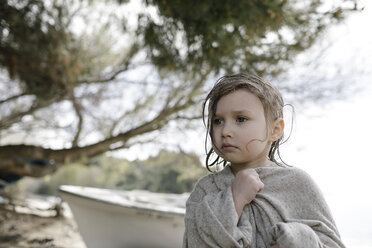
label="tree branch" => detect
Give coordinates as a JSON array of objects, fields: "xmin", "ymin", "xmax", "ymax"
[
  {"xmin": 70, "ymin": 93, "xmax": 83, "ymax": 147},
  {"xmin": 0, "ymin": 92, "xmax": 29, "ymax": 104},
  {"xmin": 0, "ymin": 69, "xmax": 211, "ymax": 177},
  {"xmin": 77, "ymin": 44, "xmax": 140, "ymax": 84},
  {"xmin": 174, "ymin": 114, "xmax": 202, "ymax": 120},
  {"xmin": 0, "ymin": 96, "xmax": 62, "ymax": 129},
  {"xmin": 0, "ymin": 157, "xmax": 59, "ymax": 177}
]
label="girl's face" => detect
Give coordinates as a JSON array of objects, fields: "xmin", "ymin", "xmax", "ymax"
[{"xmin": 212, "ymin": 89, "xmax": 274, "ymax": 172}]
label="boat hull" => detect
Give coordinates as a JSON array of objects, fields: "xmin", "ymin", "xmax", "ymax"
[{"xmin": 59, "ymin": 186, "xmax": 186, "ymax": 248}]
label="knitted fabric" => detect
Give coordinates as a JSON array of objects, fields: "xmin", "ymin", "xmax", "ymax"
[{"xmin": 183, "ymin": 164, "xmax": 344, "ymax": 248}]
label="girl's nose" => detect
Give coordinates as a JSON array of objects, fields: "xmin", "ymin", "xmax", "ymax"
[{"xmin": 221, "ymin": 122, "xmax": 233, "ymax": 138}]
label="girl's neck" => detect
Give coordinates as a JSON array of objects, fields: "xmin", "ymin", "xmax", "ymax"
[{"xmin": 230, "ymin": 159, "xmax": 272, "ymax": 175}]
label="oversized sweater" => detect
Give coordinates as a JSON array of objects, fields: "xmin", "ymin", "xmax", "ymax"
[{"xmin": 183, "ymin": 164, "xmax": 345, "ymax": 248}]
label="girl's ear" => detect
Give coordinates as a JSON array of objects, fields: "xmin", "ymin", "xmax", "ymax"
[{"xmin": 270, "ymin": 118, "xmax": 285, "ymax": 141}]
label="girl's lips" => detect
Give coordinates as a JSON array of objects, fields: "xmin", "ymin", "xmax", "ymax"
[{"xmin": 222, "ymin": 143, "xmax": 237, "ymax": 151}]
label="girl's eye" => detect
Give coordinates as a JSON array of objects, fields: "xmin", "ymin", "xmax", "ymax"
[
  {"xmin": 237, "ymin": 116, "xmax": 248, "ymax": 123},
  {"xmin": 213, "ymin": 118, "xmax": 223, "ymax": 125}
]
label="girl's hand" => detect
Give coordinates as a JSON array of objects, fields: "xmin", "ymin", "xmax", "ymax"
[{"xmin": 232, "ymin": 168, "xmax": 264, "ymax": 216}]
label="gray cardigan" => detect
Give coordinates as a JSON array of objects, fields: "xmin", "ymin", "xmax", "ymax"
[{"xmin": 183, "ymin": 164, "xmax": 345, "ymax": 248}]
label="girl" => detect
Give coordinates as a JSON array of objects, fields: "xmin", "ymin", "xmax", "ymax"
[{"xmin": 183, "ymin": 73, "xmax": 345, "ymax": 248}]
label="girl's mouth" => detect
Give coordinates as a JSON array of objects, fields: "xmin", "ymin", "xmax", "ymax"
[{"xmin": 222, "ymin": 143, "xmax": 237, "ymax": 151}]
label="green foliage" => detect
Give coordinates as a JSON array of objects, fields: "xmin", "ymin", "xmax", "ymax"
[
  {"xmin": 140, "ymin": 0, "xmax": 359, "ymax": 74},
  {"xmin": 0, "ymin": 0, "xmax": 82, "ymax": 100},
  {"xmin": 119, "ymin": 150, "xmax": 206, "ymax": 193},
  {"xmin": 1, "ymin": 0, "xmax": 359, "ymax": 99},
  {"xmin": 17, "ymin": 150, "xmax": 206, "ymax": 195},
  {"xmin": 31, "ymin": 156, "xmax": 132, "ymax": 195}
]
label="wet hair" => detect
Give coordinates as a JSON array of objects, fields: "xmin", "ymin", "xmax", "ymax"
[{"xmin": 202, "ymin": 73, "xmax": 285, "ymax": 171}]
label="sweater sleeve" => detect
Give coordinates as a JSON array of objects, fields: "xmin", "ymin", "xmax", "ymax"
[
  {"xmin": 270, "ymin": 221, "xmax": 343, "ymax": 248},
  {"xmin": 183, "ymin": 176, "xmax": 253, "ymax": 248},
  {"xmin": 268, "ymin": 168, "xmax": 345, "ymax": 248}
]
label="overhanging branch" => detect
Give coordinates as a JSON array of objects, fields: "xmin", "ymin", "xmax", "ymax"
[
  {"xmin": 0, "ymin": 96, "xmax": 62, "ymax": 129},
  {"xmin": 0, "ymin": 70, "xmax": 211, "ymax": 177},
  {"xmin": 71, "ymin": 92, "xmax": 84, "ymax": 147},
  {"xmin": 0, "ymin": 92, "xmax": 29, "ymax": 104}
]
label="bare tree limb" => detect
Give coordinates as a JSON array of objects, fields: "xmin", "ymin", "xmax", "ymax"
[
  {"xmin": 0, "ymin": 157, "xmax": 59, "ymax": 177},
  {"xmin": 77, "ymin": 44, "xmax": 140, "ymax": 84},
  {"xmin": 174, "ymin": 114, "xmax": 202, "ymax": 120},
  {"xmin": 0, "ymin": 92, "xmax": 29, "ymax": 104},
  {"xmin": 0, "ymin": 96, "xmax": 62, "ymax": 129},
  {"xmin": 0, "ymin": 73, "xmax": 207, "ymax": 177},
  {"xmin": 71, "ymin": 92, "xmax": 84, "ymax": 147}
]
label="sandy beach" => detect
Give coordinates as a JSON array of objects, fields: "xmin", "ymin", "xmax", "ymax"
[{"xmin": 0, "ymin": 200, "xmax": 87, "ymax": 248}]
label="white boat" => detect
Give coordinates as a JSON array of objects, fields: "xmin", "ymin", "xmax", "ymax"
[{"xmin": 59, "ymin": 185, "xmax": 189, "ymax": 248}]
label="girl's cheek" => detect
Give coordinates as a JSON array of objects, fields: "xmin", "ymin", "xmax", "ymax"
[{"xmin": 212, "ymin": 129, "xmax": 219, "ymax": 140}]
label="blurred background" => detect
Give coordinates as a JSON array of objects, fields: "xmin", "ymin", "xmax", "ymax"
[{"xmin": 1, "ymin": 0, "xmax": 371, "ymax": 247}]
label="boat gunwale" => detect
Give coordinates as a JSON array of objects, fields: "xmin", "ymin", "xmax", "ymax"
[{"xmin": 59, "ymin": 185, "xmax": 186, "ymax": 217}]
